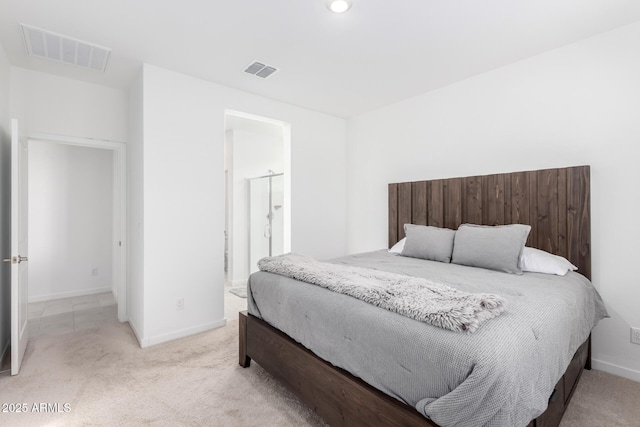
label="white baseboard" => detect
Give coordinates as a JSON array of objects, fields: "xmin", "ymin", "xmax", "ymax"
[
  {"xmin": 592, "ymin": 358, "xmax": 640, "ymax": 383},
  {"xmin": 138, "ymin": 318, "xmax": 227, "ymax": 348},
  {"xmin": 29, "ymin": 287, "xmax": 111, "ymax": 303}
]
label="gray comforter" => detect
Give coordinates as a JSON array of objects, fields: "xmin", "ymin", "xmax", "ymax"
[{"xmin": 247, "ymin": 250, "xmax": 608, "ymax": 427}]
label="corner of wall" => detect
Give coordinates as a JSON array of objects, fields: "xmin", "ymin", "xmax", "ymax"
[{"xmin": 126, "ymin": 67, "xmax": 145, "ymax": 341}]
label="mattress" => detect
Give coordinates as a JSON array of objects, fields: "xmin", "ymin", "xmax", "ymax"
[{"xmin": 247, "ymin": 250, "xmax": 607, "ymax": 427}]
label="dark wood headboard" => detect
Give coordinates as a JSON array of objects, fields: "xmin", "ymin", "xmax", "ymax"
[{"xmin": 388, "ymin": 166, "xmax": 591, "ymax": 279}]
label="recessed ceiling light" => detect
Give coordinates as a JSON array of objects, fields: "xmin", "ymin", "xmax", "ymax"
[{"xmin": 327, "ymin": 0, "xmax": 352, "ymax": 14}]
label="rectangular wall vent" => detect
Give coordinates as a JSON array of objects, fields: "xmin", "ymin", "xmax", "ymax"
[
  {"xmin": 244, "ymin": 61, "xmax": 278, "ymax": 78},
  {"xmin": 21, "ymin": 24, "xmax": 111, "ymax": 72}
]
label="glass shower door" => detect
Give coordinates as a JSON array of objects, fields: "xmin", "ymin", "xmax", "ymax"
[{"xmin": 248, "ymin": 173, "xmax": 284, "ymax": 275}]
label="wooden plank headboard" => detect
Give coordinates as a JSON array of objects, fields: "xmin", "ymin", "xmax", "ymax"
[{"xmin": 388, "ymin": 166, "xmax": 591, "ymax": 279}]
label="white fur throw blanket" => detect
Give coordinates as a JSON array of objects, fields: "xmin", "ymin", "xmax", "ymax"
[{"xmin": 258, "ymin": 253, "xmax": 506, "ymax": 333}]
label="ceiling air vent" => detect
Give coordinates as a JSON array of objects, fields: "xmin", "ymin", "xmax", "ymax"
[
  {"xmin": 244, "ymin": 61, "xmax": 278, "ymax": 79},
  {"xmin": 21, "ymin": 24, "xmax": 111, "ymax": 72}
]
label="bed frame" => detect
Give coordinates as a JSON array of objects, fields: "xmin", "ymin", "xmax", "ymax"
[{"xmin": 240, "ymin": 165, "xmax": 592, "ymax": 427}]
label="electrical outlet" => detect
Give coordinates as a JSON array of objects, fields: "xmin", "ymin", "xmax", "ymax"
[
  {"xmin": 91, "ymin": 268, "xmax": 99, "ymax": 277},
  {"xmin": 631, "ymin": 327, "xmax": 640, "ymax": 345},
  {"xmin": 176, "ymin": 298, "xmax": 184, "ymax": 311}
]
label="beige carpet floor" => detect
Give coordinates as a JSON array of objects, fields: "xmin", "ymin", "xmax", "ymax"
[{"xmin": 0, "ymin": 317, "xmax": 638, "ymax": 427}]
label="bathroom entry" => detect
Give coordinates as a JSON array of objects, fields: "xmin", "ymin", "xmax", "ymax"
[{"xmin": 224, "ymin": 111, "xmax": 291, "ymax": 287}]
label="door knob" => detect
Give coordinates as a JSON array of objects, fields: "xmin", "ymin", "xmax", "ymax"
[{"xmin": 2, "ymin": 256, "xmax": 28, "ymax": 264}]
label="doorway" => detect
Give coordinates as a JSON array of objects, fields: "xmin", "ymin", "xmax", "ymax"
[
  {"xmin": 223, "ymin": 111, "xmax": 291, "ymax": 319},
  {"xmin": 28, "ymin": 134, "xmax": 127, "ymax": 324}
]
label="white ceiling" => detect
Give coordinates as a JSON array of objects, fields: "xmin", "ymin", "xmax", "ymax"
[{"xmin": 1, "ymin": 0, "xmax": 640, "ymax": 118}]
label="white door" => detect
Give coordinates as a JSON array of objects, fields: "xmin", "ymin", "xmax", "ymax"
[{"xmin": 10, "ymin": 118, "xmax": 29, "ymax": 375}]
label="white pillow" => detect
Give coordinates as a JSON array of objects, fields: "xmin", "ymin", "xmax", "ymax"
[
  {"xmin": 519, "ymin": 247, "xmax": 578, "ymax": 276},
  {"xmin": 388, "ymin": 238, "xmax": 406, "ymax": 254}
]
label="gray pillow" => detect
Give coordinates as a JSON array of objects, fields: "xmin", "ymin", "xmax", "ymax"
[
  {"xmin": 401, "ymin": 224, "xmax": 456, "ymax": 263},
  {"xmin": 451, "ymin": 224, "xmax": 531, "ymax": 274}
]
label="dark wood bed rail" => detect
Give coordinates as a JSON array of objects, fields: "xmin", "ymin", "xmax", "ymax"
[
  {"xmin": 240, "ymin": 311, "xmax": 590, "ymax": 427},
  {"xmin": 388, "ymin": 166, "xmax": 591, "ymax": 279},
  {"xmin": 240, "ymin": 312, "xmax": 434, "ymax": 426}
]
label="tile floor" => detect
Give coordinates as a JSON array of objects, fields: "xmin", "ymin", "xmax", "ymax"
[{"xmin": 28, "ymin": 292, "xmax": 118, "ymax": 338}]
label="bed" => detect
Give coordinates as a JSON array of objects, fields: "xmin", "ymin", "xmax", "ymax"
[{"xmin": 239, "ymin": 165, "xmax": 604, "ymax": 427}]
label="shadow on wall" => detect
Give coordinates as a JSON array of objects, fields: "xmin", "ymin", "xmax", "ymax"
[{"xmin": 0, "ymin": 126, "xmax": 11, "ymax": 363}]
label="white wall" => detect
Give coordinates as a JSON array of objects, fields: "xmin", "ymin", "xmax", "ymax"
[
  {"xmin": 229, "ymin": 127, "xmax": 284, "ymax": 283},
  {"xmin": 132, "ymin": 64, "xmax": 347, "ymax": 346},
  {"xmin": 28, "ymin": 141, "xmax": 113, "ymax": 302},
  {"xmin": 9, "ymin": 67, "xmax": 128, "ymax": 142},
  {"xmin": 0, "ymin": 42, "xmax": 11, "ymax": 362},
  {"xmin": 347, "ymin": 22, "xmax": 640, "ymax": 381},
  {"xmin": 127, "ymin": 71, "xmax": 144, "ymax": 339}
]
